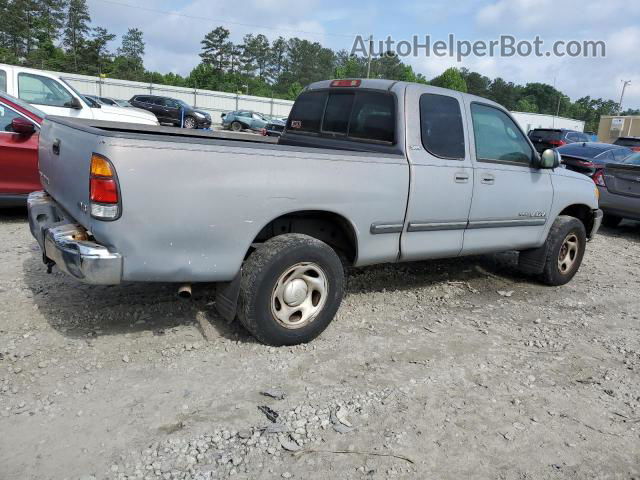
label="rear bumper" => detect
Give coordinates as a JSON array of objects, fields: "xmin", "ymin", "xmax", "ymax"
[
  {"xmin": 598, "ymin": 186, "xmax": 640, "ymax": 221},
  {"xmin": 28, "ymin": 191, "xmax": 122, "ymax": 285}
]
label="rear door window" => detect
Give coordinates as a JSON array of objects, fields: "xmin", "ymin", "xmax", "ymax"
[
  {"xmin": 419, "ymin": 93, "xmax": 465, "ymax": 159},
  {"xmin": 0, "ymin": 70, "xmax": 6, "ymax": 92},
  {"xmin": 18, "ymin": 73, "xmax": 74, "ymax": 107}
]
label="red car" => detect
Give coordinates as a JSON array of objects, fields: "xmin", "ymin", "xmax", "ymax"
[{"xmin": 0, "ymin": 92, "xmax": 44, "ymax": 206}]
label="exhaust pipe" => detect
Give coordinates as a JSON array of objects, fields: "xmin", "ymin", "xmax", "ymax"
[{"xmin": 178, "ymin": 284, "xmax": 192, "ymax": 299}]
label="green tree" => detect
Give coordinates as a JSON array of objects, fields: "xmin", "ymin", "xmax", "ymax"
[
  {"xmin": 460, "ymin": 68, "xmax": 491, "ymax": 97},
  {"xmin": 64, "ymin": 0, "xmax": 91, "ymax": 70},
  {"xmin": 514, "ymin": 96, "xmax": 538, "ymax": 113},
  {"xmin": 113, "ymin": 27, "xmax": 145, "ymax": 79},
  {"xmin": 242, "ymin": 33, "xmax": 270, "ymax": 80},
  {"xmin": 430, "ymin": 67, "xmax": 468, "ymax": 93},
  {"xmin": 200, "ymin": 26, "xmax": 231, "ymax": 73}
]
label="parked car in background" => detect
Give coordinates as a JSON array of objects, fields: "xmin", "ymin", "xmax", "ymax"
[
  {"xmin": 28, "ymin": 79, "xmax": 602, "ymax": 346},
  {"xmin": 558, "ymin": 142, "xmax": 632, "ymax": 179},
  {"xmin": 129, "ymin": 95, "xmax": 211, "ymax": 129},
  {"xmin": 613, "ymin": 136, "xmax": 640, "ymax": 152},
  {"xmin": 260, "ymin": 118, "xmax": 285, "ymax": 137},
  {"xmin": 0, "ymin": 63, "xmax": 158, "ymax": 125},
  {"xmin": 528, "ymin": 128, "xmax": 590, "ymax": 153},
  {"xmin": 0, "ymin": 92, "xmax": 43, "ymax": 206},
  {"xmin": 221, "ymin": 110, "xmax": 269, "ymax": 132},
  {"xmin": 595, "ymin": 152, "xmax": 640, "ymax": 227},
  {"xmin": 584, "ymin": 131, "xmax": 598, "ymax": 142}
]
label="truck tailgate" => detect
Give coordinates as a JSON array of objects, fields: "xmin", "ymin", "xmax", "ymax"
[{"xmin": 38, "ymin": 117, "xmax": 97, "ymax": 227}]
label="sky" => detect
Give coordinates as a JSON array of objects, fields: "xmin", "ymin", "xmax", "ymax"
[{"xmin": 87, "ymin": 0, "xmax": 640, "ymax": 109}]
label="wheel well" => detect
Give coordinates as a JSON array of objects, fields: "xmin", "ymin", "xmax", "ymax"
[
  {"xmin": 250, "ymin": 211, "xmax": 358, "ymax": 264},
  {"xmin": 559, "ymin": 204, "xmax": 593, "ymax": 234}
]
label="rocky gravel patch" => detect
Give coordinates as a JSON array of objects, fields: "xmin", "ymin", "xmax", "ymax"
[{"xmin": 1, "ymin": 209, "xmax": 639, "ymax": 479}]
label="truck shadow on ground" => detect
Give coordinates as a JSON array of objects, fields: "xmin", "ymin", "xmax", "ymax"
[
  {"xmin": 22, "ymin": 245, "xmax": 529, "ymax": 343},
  {"xmin": 596, "ymin": 220, "xmax": 640, "ymax": 241}
]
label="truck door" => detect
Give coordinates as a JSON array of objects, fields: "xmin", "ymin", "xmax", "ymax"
[
  {"xmin": 462, "ymin": 101, "xmax": 553, "ymax": 254},
  {"xmin": 401, "ymin": 86, "xmax": 474, "ymax": 260}
]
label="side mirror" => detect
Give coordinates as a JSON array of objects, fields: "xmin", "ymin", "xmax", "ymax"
[
  {"xmin": 11, "ymin": 118, "xmax": 36, "ymax": 136},
  {"xmin": 64, "ymin": 97, "xmax": 83, "ymax": 110},
  {"xmin": 539, "ymin": 149, "xmax": 561, "ymax": 169}
]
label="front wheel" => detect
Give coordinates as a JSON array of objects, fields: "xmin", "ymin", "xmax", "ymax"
[
  {"xmin": 540, "ymin": 216, "xmax": 587, "ymax": 286},
  {"xmin": 183, "ymin": 116, "xmax": 196, "ymax": 129},
  {"xmin": 231, "ymin": 121, "xmax": 243, "ymax": 132},
  {"xmin": 237, "ymin": 234, "xmax": 344, "ymax": 346}
]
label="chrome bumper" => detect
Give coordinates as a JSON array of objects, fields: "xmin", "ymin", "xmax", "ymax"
[
  {"xmin": 28, "ymin": 191, "xmax": 122, "ymax": 285},
  {"xmin": 589, "ymin": 209, "xmax": 603, "ymax": 240}
]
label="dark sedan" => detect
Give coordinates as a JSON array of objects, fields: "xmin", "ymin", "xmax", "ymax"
[
  {"xmin": 129, "ymin": 95, "xmax": 212, "ymax": 129},
  {"xmin": 596, "ymin": 152, "xmax": 640, "ymax": 227},
  {"xmin": 528, "ymin": 128, "xmax": 590, "ymax": 154},
  {"xmin": 557, "ymin": 142, "xmax": 633, "ymax": 179}
]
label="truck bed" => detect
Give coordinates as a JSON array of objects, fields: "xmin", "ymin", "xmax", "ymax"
[{"xmin": 37, "ymin": 116, "xmax": 409, "ymax": 283}]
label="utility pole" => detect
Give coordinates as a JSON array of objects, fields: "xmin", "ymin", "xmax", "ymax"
[
  {"xmin": 366, "ymin": 35, "xmax": 373, "ymax": 79},
  {"xmin": 618, "ymin": 80, "xmax": 631, "ymax": 114}
]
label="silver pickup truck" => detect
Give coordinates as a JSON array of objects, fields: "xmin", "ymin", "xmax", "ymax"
[{"xmin": 28, "ymin": 79, "xmax": 602, "ymax": 346}]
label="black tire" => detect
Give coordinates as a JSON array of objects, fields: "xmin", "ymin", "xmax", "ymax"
[
  {"xmin": 237, "ymin": 234, "xmax": 344, "ymax": 346},
  {"xmin": 602, "ymin": 214, "xmax": 622, "ymax": 228},
  {"xmin": 183, "ymin": 116, "xmax": 196, "ymax": 129},
  {"xmin": 231, "ymin": 121, "xmax": 243, "ymax": 132},
  {"xmin": 540, "ymin": 216, "xmax": 587, "ymax": 286}
]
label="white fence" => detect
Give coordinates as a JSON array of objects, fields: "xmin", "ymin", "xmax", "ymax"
[
  {"xmin": 511, "ymin": 111, "xmax": 585, "ymax": 133},
  {"xmin": 58, "ymin": 71, "xmax": 295, "ymax": 123}
]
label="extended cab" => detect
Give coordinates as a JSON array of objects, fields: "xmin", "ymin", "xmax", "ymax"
[{"xmin": 28, "ymin": 79, "xmax": 602, "ymax": 345}]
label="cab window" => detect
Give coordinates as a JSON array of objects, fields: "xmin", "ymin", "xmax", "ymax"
[
  {"xmin": 0, "ymin": 70, "xmax": 6, "ymax": 92},
  {"xmin": 471, "ymin": 103, "xmax": 533, "ymax": 165},
  {"xmin": 420, "ymin": 93, "xmax": 465, "ymax": 159},
  {"xmin": 18, "ymin": 73, "xmax": 74, "ymax": 108}
]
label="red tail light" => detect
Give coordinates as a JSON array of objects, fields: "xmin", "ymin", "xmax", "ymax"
[
  {"xmin": 90, "ymin": 178, "xmax": 118, "ymax": 203},
  {"xmin": 549, "ymin": 140, "xmax": 567, "ymax": 147},
  {"xmin": 90, "ymin": 154, "xmax": 120, "ymax": 220},
  {"xmin": 260, "ymin": 128, "xmax": 267, "ymax": 136},
  {"xmin": 592, "ymin": 169, "xmax": 606, "ymax": 187}
]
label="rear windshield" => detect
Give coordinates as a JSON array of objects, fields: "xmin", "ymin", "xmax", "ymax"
[
  {"xmin": 287, "ymin": 90, "xmax": 395, "ymax": 144},
  {"xmin": 528, "ymin": 129, "xmax": 562, "ymax": 141},
  {"xmin": 557, "ymin": 143, "xmax": 610, "ymax": 159},
  {"xmin": 614, "ymin": 137, "xmax": 640, "ymax": 147},
  {"xmin": 623, "ymin": 152, "xmax": 640, "ymax": 165}
]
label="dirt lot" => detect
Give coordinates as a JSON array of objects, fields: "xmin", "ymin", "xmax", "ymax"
[{"xmin": 1, "ymin": 208, "xmax": 639, "ymax": 480}]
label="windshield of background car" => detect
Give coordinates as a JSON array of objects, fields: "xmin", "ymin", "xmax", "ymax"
[{"xmin": 557, "ymin": 143, "xmax": 606, "ymax": 158}]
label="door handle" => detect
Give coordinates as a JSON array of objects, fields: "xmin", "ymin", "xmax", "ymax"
[
  {"xmin": 52, "ymin": 139, "xmax": 60, "ymax": 156},
  {"xmin": 454, "ymin": 173, "xmax": 470, "ymax": 183},
  {"xmin": 480, "ymin": 174, "xmax": 495, "ymax": 185}
]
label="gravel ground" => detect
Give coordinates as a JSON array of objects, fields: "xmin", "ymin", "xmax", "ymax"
[{"xmin": 1, "ymin": 208, "xmax": 639, "ymax": 480}]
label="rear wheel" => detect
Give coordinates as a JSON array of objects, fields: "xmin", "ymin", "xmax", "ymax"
[
  {"xmin": 231, "ymin": 121, "xmax": 243, "ymax": 132},
  {"xmin": 602, "ymin": 214, "xmax": 622, "ymax": 228},
  {"xmin": 540, "ymin": 216, "xmax": 586, "ymax": 286},
  {"xmin": 237, "ymin": 234, "xmax": 344, "ymax": 346}
]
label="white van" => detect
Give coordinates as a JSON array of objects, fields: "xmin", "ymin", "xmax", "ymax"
[{"xmin": 0, "ymin": 63, "xmax": 158, "ymax": 126}]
